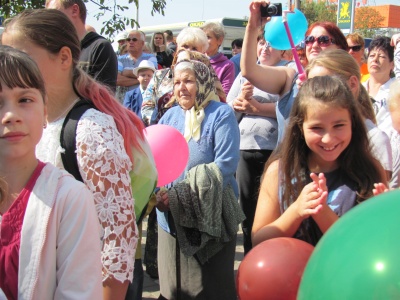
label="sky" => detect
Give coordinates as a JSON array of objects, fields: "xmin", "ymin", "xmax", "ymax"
[{"xmin": 85, "ymin": 0, "xmax": 399, "ymax": 36}]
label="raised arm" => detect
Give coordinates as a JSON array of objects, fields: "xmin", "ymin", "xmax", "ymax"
[{"xmin": 241, "ymin": 1, "xmax": 296, "ymax": 97}]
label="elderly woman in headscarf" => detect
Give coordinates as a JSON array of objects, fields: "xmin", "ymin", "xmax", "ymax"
[
  {"xmin": 155, "ymin": 59, "xmax": 244, "ymax": 300},
  {"xmin": 141, "ymin": 27, "xmax": 226, "ymax": 126}
]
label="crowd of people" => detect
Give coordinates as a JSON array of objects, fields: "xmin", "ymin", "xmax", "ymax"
[{"xmin": 1, "ymin": 0, "xmax": 400, "ymax": 299}]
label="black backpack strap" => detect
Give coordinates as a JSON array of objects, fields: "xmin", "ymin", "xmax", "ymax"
[{"xmin": 60, "ymin": 99, "xmax": 96, "ymax": 182}]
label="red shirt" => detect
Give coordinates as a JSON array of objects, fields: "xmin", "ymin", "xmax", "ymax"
[{"xmin": 0, "ymin": 161, "xmax": 46, "ymax": 300}]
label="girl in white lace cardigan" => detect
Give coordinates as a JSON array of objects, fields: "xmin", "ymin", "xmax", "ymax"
[{"xmin": 2, "ymin": 9, "xmax": 145, "ymax": 299}]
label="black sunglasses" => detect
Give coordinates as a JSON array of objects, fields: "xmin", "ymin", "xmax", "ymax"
[
  {"xmin": 126, "ymin": 38, "xmax": 139, "ymax": 42},
  {"xmin": 305, "ymin": 35, "xmax": 336, "ymax": 46},
  {"xmin": 348, "ymin": 45, "xmax": 362, "ymax": 52}
]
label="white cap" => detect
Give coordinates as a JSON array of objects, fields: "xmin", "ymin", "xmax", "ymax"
[
  {"xmin": 116, "ymin": 31, "xmax": 128, "ymax": 42},
  {"xmin": 133, "ymin": 60, "xmax": 157, "ymax": 77}
]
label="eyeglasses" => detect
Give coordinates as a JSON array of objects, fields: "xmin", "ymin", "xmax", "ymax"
[
  {"xmin": 348, "ymin": 45, "xmax": 362, "ymax": 52},
  {"xmin": 126, "ymin": 38, "xmax": 139, "ymax": 42},
  {"xmin": 305, "ymin": 35, "xmax": 336, "ymax": 47},
  {"xmin": 263, "ymin": 41, "xmax": 272, "ymax": 49}
]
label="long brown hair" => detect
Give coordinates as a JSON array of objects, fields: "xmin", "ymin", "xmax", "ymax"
[
  {"xmin": 4, "ymin": 9, "xmax": 145, "ymax": 163},
  {"xmin": 265, "ymin": 76, "xmax": 385, "ymax": 209}
]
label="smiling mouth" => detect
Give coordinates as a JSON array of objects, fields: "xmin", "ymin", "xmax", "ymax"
[{"xmin": 321, "ymin": 145, "xmax": 337, "ymax": 151}]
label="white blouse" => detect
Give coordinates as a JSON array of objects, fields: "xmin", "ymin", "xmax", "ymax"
[{"xmin": 36, "ymin": 108, "xmax": 137, "ymax": 283}]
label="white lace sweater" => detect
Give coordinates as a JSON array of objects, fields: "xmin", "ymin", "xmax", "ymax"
[{"xmin": 36, "ymin": 108, "xmax": 137, "ymax": 283}]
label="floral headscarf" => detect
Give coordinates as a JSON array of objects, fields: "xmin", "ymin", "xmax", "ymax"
[
  {"xmin": 174, "ymin": 60, "xmax": 219, "ymax": 142},
  {"xmin": 173, "ymin": 49, "xmax": 226, "ymax": 102}
]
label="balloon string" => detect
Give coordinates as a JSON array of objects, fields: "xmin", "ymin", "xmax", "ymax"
[{"xmin": 283, "ymin": 21, "xmax": 304, "ymax": 75}]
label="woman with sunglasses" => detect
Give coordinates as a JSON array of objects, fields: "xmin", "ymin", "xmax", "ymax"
[
  {"xmin": 347, "ymin": 33, "xmax": 369, "ymax": 83},
  {"xmin": 305, "ymin": 22, "xmax": 347, "ymax": 62},
  {"xmin": 241, "ymin": 1, "xmax": 348, "ymax": 142}
]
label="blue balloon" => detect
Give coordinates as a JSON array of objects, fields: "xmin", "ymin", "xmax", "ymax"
[{"xmin": 264, "ymin": 9, "xmax": 308, "ymax": 50}]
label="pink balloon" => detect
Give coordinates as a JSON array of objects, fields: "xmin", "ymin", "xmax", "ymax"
[{"xmin": 144, "ymin": 124, "xmax": 189, "ymax": 187}]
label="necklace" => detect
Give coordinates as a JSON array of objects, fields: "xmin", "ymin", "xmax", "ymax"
[{"xmin": 50, "ymin": 98, "xmax": 80, "ymax": 123}]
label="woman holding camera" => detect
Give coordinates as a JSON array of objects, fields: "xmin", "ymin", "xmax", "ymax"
[{"xmin": 241, "ymin": 1, "xmax": 348, "ymax": 142}]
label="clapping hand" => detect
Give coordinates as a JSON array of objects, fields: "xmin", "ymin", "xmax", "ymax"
[
  {"xmin": 373, "ymin": 182, "xmax": 389, "ymax": 196},
  {"xmin": 294, "ymin": 173, "xmax": 328, "ymax": 219}
]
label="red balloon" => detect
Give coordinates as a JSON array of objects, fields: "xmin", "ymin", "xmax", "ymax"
[{"xmin": 236, "ymin": 238, "xmax": 314, "ymax": 300}]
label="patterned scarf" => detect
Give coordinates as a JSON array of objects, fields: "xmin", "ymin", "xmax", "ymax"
[
  {"xmin": 174, "ymin": 60, "xmax": 219, "ymax": 142},
  {"xmin": 173, "ymin": 49, "xmax": 226, "ymax": 102}
]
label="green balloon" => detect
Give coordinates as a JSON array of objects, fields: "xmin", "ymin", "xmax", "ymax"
[{"xmin": 298, "ymin": 190, "xmax": 400, "ymax": 299}]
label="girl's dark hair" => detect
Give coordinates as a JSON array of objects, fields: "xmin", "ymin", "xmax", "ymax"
[
  {"xmin": 0, "ymin": 45, "xmax": 46, "ymax": 205},
  {"xmin": 265, "ymin": 76, "xmax": 385, "ymax": 209},
  {"xmin": 231, "ymin": 38, "xmax": 243, "ymax": 48},
  {"xmin": 0, "ymin": 45, "xmax": 46, "ymax": 100},
  {"xmin": 4, "ymin": 9, "xmax": 145, "ymax": 163}
]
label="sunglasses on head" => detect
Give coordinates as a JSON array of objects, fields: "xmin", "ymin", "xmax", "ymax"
[
  {"xmin": 126, "ymin": 38, "xmax": 139, "ymax": 42},
  {"xmin": 348, "ymin": 45, "xmax": 362, "ymax": 52},
  {"xmin": 305, "ymin": 35, "xmax": 336, "ymax": 46}
]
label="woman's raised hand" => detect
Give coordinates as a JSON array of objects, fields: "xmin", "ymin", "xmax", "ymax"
[{"xmin": 248, "ymin": 1, "xmax": 272, "ymax": 29}]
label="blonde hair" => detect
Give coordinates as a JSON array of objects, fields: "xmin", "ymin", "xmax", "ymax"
[
  {"xmin": 200, "ymin": 22, "xmax": 225, "ymax": 40},
  {"xmin": 346, "ymin": 32, "xmax": 365, "ymax": 48},
  {"xmin": 306, "ymin": 49, "xmax": 376, "ymax": 123},
  {"xmin": 176, "ymin": 27, "xmax": 209, "ymax": 52}
]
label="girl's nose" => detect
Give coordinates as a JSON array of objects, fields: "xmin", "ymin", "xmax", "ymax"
[
  {"xmin": 2, "ymin": 108, "xmax": 21, "ymax": 125},
  {"xmin": 321, "ymin": 132, "xmax": 333, "ymax": 144}
]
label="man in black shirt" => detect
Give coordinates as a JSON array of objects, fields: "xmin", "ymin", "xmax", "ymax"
[{"xmin": 46, "ymin": 0, "xmax": 118, "ymax": 92}]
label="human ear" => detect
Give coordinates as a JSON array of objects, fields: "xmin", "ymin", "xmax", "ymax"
[
  {"xmin": 347, "ymin": 75, "xmax": 359, "ymax": 95},
  {"xmin": 70, "ymin": 3, "xmax": 80, "ymax": 18},
  {"xmin": 58, "ymin": 46, "xmax": 73, "ymax": 70}
]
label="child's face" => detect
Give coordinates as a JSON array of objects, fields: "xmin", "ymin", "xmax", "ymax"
[
  {"xmin": 137, "ymin": 69, "xmax": 154, "ymax": 90},
  {"xmin": 0, "ymin": 83, "xmax": 46, "ymax": 162},
  {"xmin": 302, "ymin": 101, "xmax": 352, "ymax": 171}
]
